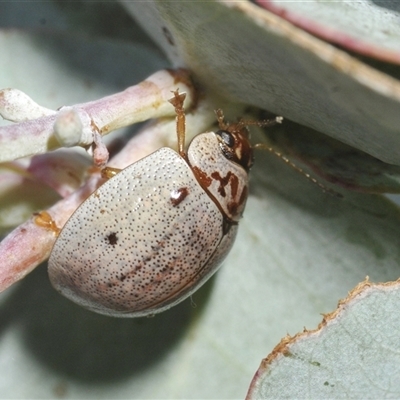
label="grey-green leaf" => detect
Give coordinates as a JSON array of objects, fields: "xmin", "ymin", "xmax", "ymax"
[{"xmin": 123, "ymin": 1, "xmax": 400, "ymax": 165}]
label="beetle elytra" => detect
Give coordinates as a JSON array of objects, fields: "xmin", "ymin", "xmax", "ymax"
[{"xmin": 48, "ymin": 91, "xmax": 273, "ymax": 317}]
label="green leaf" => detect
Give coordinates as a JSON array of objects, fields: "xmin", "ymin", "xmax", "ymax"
[
  {"xmin": 1, "ymin": 2, "xmax": 400, "ymax": 398},
  {"xmin": 264, "ymin": 120, "xmax": 400, "ymax": 193},
  {"xmin": 124, "ymin": 1, "xmax": 400, "ymax": 165},
  {"xmin": 256, "ymin": 0, "xmax": 400, "ymax": 63},
  {"xmin": 247, "ymin": 280, "xmax": 400, "ymax": 399}
]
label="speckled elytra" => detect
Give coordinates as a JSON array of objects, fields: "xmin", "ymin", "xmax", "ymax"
[{"xmin": 48, "ymin": 91, "xmax": 274, "ymax": 317}]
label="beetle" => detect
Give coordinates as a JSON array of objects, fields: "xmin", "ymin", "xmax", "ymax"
[{"xmin": 48, "ymin": 90, "xmax": 276, "ymax": 317}]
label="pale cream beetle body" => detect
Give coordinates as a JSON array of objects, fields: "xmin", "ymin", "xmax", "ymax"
[{"xmin": 48, "ymin": 92, "xmax": 253, "ymax": 317}]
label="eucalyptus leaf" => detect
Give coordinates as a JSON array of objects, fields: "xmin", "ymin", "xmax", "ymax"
[
  {"xmin": 123, "ymin": 0, "xmax": 400, "ymax": 165},
  {"xmin": 247, "ymin": 281, "xmax": 400, "ymax": 399},
  {"xmin": 264, "ymin": 121, "xmax": 400, "ymax": 193},
  {"xmin": 256, "ymin": 0, "xmax": 400, "ymax": 63},
  {"xmin": 1, "ymin": 2, "xmax": 400, "ymax": 399}
]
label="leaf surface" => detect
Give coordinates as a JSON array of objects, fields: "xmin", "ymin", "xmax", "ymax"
[{"xmin": 123, "ymin": 1, "xmax": 400, "ymax": 165}]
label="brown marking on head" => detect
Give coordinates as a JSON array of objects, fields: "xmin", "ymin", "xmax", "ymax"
[
  {"xmin": 238, "ymin": 186, "xmax": 248, "ymax": 207},
  {"xmin": 227, "ymin": 186, "xmax": 248, "ymax": 217},
  {"xmin": 191, "ymin": 166, "xmax": 213, "ymax": 188},
  {"xmin": 210, "ymin": 171, "xmax": 239, "ymax": 199}
]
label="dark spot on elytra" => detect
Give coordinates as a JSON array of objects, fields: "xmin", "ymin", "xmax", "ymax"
[
  {"xmin": 106, "ymin": 232, "xmax": 118, "ymax": 246},
  {"xmin": 170, "ymin": 187, "xmax": 189, "ymax": 206}
]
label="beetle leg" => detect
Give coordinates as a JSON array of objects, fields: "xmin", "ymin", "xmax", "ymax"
[
  {"xmin": 101, "ymin": 166, "xmax": 122, "ymax": 179},
  {"xmin": 168, "ymin": 90, "xmax": 187, "ymax": 158}
]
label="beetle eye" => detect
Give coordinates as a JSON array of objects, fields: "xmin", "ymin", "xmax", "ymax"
[
  {"xmin": 216, "ymin": 130, "xmax": 235, "ymax": 148},
  {"xmin": 215, "ymin": 128, "xmax": 253, "ymax": 171}
]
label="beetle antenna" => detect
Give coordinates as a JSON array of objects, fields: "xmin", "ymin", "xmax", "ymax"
[
  {"xmin": 215, "ymin": 109, "xmax": 230, "ymax": 131},
  {"xmin": 239, "ymin": 116, "xmax": 283, "ymax": 128},
  {"xmin": 254, "ymin": 143, "xmax": 343, "ymax": 198},
  {"xmin": 215, "ymin": 110, "xmax": 283, "ymax": 132}
]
